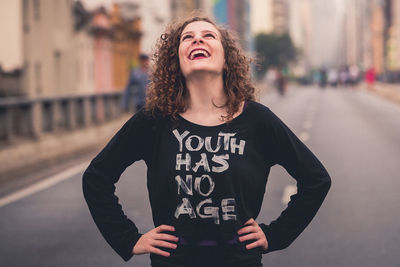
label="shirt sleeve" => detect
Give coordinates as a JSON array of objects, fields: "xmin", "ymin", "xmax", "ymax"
[
  {"xmin": 258, "ymin": 107, "xmax": 331, "ymax": 253},
  {"xmin": 82, "ymin": 109, "xmax": 154, "ymax": 261}
]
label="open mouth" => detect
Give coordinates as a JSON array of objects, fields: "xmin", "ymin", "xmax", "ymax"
[{"xmin": 189, "ymin": 48, "xmax": 210, "ymax": 60}]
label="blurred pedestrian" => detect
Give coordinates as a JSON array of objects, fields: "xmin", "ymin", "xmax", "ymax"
[
  {"xmin": 339, "ymin": 66, "xmax": 349, "ymax": 87},
  {"xmin": 312, "ymin": 70, "xmax": 321, "ymax": 85},
  {"xmin": 121, "ymin": 53, "xmax": 150, "ymax": 112},
  {"xmin": 365, "ymin": 67, "xmax": 376, "ymax": 91},
  {"xmin": 83, "ymin": 15, "xmax": 331, "ymax": 267},
  {"xmin": 275, "ymin": 69, "xmax": 287, "ymax": 96},
  {"xmin": 319, "ymin": 68, "xmax": 327, "ymax": 89},
  {"xmin": 328, "ymin": 68, "xmax": 338, "ymax": 87},
  {"xmin": 349, "ymin": 65, "xmax": 360, "ymax": 88},
  {"xmin": 265, "ymin": 68, "xmax": 277, "ymax": 90}
]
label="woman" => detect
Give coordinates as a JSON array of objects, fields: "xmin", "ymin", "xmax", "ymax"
[{"xmin": 82, "ymin": 15, "xmax": 331, "ymax": 267}]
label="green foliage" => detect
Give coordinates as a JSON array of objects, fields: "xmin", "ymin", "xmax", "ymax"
[{"xmin": 255, "ymin": 32, "xmax": 297, "ymax": 76}]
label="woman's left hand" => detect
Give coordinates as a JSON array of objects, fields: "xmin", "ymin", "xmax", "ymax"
[{"xmin": 237, "ymin": 218, "xmax": 268, "ymax": 251}]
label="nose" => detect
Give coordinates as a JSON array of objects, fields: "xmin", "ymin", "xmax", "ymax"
[{"xmin": 192, "ymin": 34, "xmax": 204, "ymax": 44}]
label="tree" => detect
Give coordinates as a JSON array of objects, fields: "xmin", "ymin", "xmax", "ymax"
[{"xmin": 254, "ymin": 33, "xmax": 297, "ymax": 77}]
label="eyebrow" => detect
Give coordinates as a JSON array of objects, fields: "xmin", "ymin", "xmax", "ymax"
[{"xmin": 181, "ymin": 30, "xmax": 218, "ymax": 37}]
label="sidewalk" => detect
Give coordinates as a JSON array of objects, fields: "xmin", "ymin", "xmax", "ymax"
[
  {"xmin": 0, "ymin": 114, "xmax": 132, "ymax": 192},
  {"xmin": 367, "ymin": 82, "xmax": 400, "ymax": 105}
]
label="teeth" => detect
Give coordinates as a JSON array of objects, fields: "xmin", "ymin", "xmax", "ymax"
[
  {"xmin": 190, "ymin": 49, "xmax": 209, "ymax": 60},
  {"xmin": 193, "ymin": 51, "xmax": 206, "ymax": 59}
]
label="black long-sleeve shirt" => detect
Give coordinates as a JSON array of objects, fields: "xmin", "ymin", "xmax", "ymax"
[{"xmin": 82, "ymin": 100, "xmax": 331, "ymax": 263}]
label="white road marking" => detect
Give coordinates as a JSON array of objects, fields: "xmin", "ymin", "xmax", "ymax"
[
  {"xmin": 299, "ymin": 131, "xmax": 310, "ymax": 142},
  {"xmin": 305, "ymin": 111, "xmax": 315, "ymax": 121},
  {"xmin": 309, "ymin": 104, "xmax": 318, "ymax": 113},
  {"xmin": 299, "ymin": 102, "xmax": 318, "ymax": 142},
  {"xmin": 282, "ymin": 184, "xmax": 297, "ymax": 205},
  {"xmin": 302, "ymin": 120, "xmax": 313, "ymax": 130},
  {"xmin": 306, "ymin": 104, "xmax": 317, "ymax": 120},
  {"xmin": 0, "ymin": 161, "xmax": 90, "ymax": 208}
]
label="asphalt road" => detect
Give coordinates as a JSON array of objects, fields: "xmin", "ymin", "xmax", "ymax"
[{"xmin": 1, "ymin": 86, "xmax": 399, "ymax": 267}]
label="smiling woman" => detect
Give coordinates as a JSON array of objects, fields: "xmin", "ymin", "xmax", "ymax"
[
  {"xmin": 82, "ymin": 13, "xmax": 331, "ymax": 267},
  {"xmin": 178, "ymin": 22, "xmax": 225, "ymax": 79},
  {"xmin": 146, "ymin": 15, "xmax": 256, "ymax": 124}
]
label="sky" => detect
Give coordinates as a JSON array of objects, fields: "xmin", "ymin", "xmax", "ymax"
[{"xmin": 0, "ymin": 0, "xmax": 137, "ymax": 71}]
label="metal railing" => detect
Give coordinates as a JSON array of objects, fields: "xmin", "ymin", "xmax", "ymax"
[{"xmin": 0, "ymin": 92, "xmax": 124, "ymax": 143}]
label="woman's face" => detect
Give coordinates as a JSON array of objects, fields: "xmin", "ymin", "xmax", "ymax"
[{"xmin": 178, "ymin": 21, "xmax": 225, "ymax": 78}]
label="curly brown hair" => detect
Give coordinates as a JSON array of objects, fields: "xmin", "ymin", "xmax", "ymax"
[{"xmin": 145, "ymin": 15, "xmax": 256, "ymax": 122}]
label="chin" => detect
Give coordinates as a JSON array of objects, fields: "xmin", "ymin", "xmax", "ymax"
[
  {"xmin": 186, "ymin": 69, "xmax": 223, "ymax": 77},
  {"xmin": 186, "ymin": 63, "xmax": 223, "ymax": 74}
]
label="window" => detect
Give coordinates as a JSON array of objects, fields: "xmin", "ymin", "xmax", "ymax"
[
  {"xmin": 23, "ymin": 0, "xmax": 29, "ymax": 32},
  {"xmin": 33, "ymin": 0, "xmax": 40, "ymax": 21}
]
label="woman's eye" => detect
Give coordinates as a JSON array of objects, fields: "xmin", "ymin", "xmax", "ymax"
[
  {"xmin": 205, "ymin": 33, "xmax": 215, "ymax": 38},
  {"xmin": 182, "ymin": 35, "xmax": 192, "ymax": 41}
]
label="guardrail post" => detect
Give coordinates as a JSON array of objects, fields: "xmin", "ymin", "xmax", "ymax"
[
  {"xmin": 82, "ymin": 97, "xmax": 91, "ymax": 127},
  {"xmin": 96, "ymin": 95, "xmax": 104, "ymax": 123},
  {"xmin": 30, "ymin": 100, "xmax": 42, "ymax": 139},
  {"xmin": 54, "ymin": 100, "xmax": 63, "ymax": 132},
  {"xmin": 0, "ymin": 106, "xmax": 13, "ymax": 141},
  {"xmin": 68, "ymin": 98, "xmax": 77, "ymax": 130}
]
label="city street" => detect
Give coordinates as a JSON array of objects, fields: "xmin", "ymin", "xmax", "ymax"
[{"xmin": 1, "ymin": 86, "xmax": 400, "ymax": 266}]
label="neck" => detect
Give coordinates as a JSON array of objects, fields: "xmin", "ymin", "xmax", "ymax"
[{"xmin": 185, "ymin": 72, "xmax": 225, "ymax": 113}]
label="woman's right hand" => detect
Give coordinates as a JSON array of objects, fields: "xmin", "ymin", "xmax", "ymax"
[{"xmin": 133, "ymin": 225, "xmax": 179, "ymax": 257}]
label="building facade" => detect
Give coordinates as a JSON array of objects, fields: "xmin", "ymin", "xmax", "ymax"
[
  {"xmin": 0, "ymin": 0, "xmax": 23, "ymax": 97},
  {"xmin": 137, "ymin": 0, "xmax": 171, "ymax": 54},
  {"xmin": 288, "ymin": 0, "xmax": 313, "ymax": 73},
  {"xmin": 386, "ymin": 0, "xmax": 400, "ymax": 72},
  {"xmin": 0, "ymin": 0, "xmax": 23, "ymax": 73},
  {"xmin": 342, "ymin": 0, "xmax": 400, "ymax": 76},
  {"xmin": 91, "ymin": 7, "xmax": 113, "ymax": 93},
  {"xmin": 170, "ymin": 0, "xmax": 212, "ymax": 20},
  {"xmin": 272, "ymin": 0, "xmax": 289, "ymax": 34},
  {"xmin": 393, "ymin": 0, "xmax": 400, "ymax": 71},
  {"xmin": 250, "ymin": 0, "xmax": 273, "ymax": 35},
  {"xmin": 212, "ymin": 0, "xmax": 251, "ymax": 52},
  {"xmin": 22, "ymin": 0, "xmax": 78, "ymax": 97},
  {"xmin": 370, "ymin": 0, "xmax": 385, "ymax": 74},
  {"xmin": 110, "ymin": 3, "xmax": 142, "ymax": 91},
  {"xmin": 73, "ymin": 1, "xmax": 95, "ymax": 94}
]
